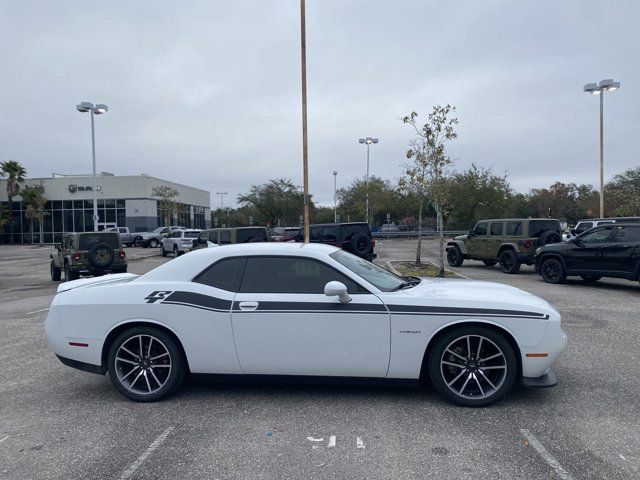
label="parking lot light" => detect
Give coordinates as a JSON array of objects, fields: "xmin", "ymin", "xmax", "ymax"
[
  {"xmin": 583, "ymin": 79, "xmax": 620, "ymax": 218},
  {"xmin": 76, "ymin": 101, "xmax": 108, "ymax": 231},
  {"xmin": 358, "ymin": 137, "xmax": 379, "ymax": 225}
]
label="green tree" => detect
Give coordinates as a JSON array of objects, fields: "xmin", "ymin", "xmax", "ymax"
[
  {"xmin": 401, "ymin": 105, "xmax": 458, "ymax": 272},
  {"xmin": 605, "ymin": 167, "xmax": 640, "ymax": 216},
  {"xmin": 152, "ymin": 185, "xmax": 179, "ymax": 227},
  {"xmin": 1, "ymin": 160, "xmax": 27, "ymax": 243},
  {"xmin": 337, "ymin": 176, "xmax": 398, "ymax": 226},
  {"xmin": 20, "ymin": 182, "xmax": 48, "ymax": 245},
  {"xmin": 237, "ymin": 178, "xmax": 305, "ymax": 227}
]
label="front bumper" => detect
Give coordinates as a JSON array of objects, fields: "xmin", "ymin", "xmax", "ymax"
[{"xmin": 521, "ymin": 369, "xmax": 557, "ymax": 388}]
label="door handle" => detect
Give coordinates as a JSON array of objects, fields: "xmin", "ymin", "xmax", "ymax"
[{"xmin": 238, "ymin": 301, "xmax": 259, "ymax": 311}]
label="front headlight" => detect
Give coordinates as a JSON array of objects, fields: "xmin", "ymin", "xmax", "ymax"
[{"xmin": 535, "ymin": 247, "xmax": 542, "ymax": 255}]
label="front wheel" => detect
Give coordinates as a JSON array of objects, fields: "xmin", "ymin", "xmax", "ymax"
[
  {"xmin": 149, "ymin": 239, "xmax": 159, "ymax": 248},
  {"xmin": 50, "ymin": 261, "xmax": 61, "ymax": 281},
  {"xmin": 540, "ymin": 258, "xmax": 566, "ymax": 284},
  {"xmin": 447, "ymin": 246, "xmax": 464, "ymax": 267},
  {"xmin": 499, "ymin": 250, "xmax": 521, "ymax": 274},
  {"xmin": 107, "ymin": 326, "xmax": 186, "ymax": 402},
  {"xmin": 161, "ymin": 246, "xmax": 167, "ymax": 257},
  {"xmin": 428, "ymin": 326, "xmax": 517, "ymax": 407}
]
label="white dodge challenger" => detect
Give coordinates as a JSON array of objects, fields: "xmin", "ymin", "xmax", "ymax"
[{"xmin": 45, "ymin": 243, "xmax": 567, "ymax": 407}]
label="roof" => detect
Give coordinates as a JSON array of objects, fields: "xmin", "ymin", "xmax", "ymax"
[{"xmin": 477, "ymin": 218, "xmax": 560, "ymax": 222}]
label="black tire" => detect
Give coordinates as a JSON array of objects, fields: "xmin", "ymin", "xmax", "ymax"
[
  {"xmin": 447, "ymin": 246, "xmax": 464, "ymax": 267},
  {"xmin": 538, "ymin": 230, "xmax": 561, "ymax": 247},
  {"xmin": 107, "ymin": 326, "xmax": 186, "ymax": 402},
  {"xmin": 88, "ymin": 242, "xmax": 115, "ymax": 269},
  {"xmin": 580, "ymin": 275, "xmax": 601, "ymax": 283},
  {"xmin": 350, "ymin": 233, "xmax": 372, "ymax": 257},
  {"xmin": 149, "ymin": 239, "xmax": 159, "ymax": 248},
  {"xmin": 50, "ymin": 261, "xmax": 61, "ymax": 281},
  {"xmin": 64, "ymin": 263, "xmax": 79, "ymax": 282},
  {"xmin": 173, "ymin": 245, "xmax": 179, "ymax": 257},
  {"xmin": 499, "ymin": 250, "xmax": 521, "ymax": 274},
  {"xmin": 540, "ymin": 257, "xmax": 567, "ymax": 284},
  {"xmin": 428, "ymin": 326, "xmax": 517, "ymax": 407},
  {"xmin": 482, "ymin": 260, "xmax": 497, "ymax": 267},
  {"xmin": 161, "ymin": 246, "xmax": 168, "ymax": 257}
]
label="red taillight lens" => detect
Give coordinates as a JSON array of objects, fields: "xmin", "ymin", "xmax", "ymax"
[
  {"xmin": 119, "ymin": 250, "xmax": 126, "ymax": 258},
  {"xmin": 73, "ymin": 253, "xmax": 81, "ymax": 261},
  {"xmin": 371, "ymin": 239, "xmax": 376, "ymax": 248}
]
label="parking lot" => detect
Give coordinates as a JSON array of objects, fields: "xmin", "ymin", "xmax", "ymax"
[{"xmin": 1, "ymin": 239, "xmax": 639, "ymax": 479}]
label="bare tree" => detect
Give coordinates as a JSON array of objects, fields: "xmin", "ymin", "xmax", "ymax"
[
  {"xmin": 152, "ymin": 185, "xmax": 179, "ymax": 227},
  {"xmin": 400, "ymin": 105, "xmax": 458, "ymax": 273}
]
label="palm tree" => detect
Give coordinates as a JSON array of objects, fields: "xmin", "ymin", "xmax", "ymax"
[
  {"xmin": 0, "ymin": 160, "xmax": 27, "ymax": 243},
  {"xmin": 21, "ymin": 183, "xmax": 47, "ymax": 245}
]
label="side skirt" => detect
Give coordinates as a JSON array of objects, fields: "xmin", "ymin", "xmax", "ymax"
[{"xmin": 190, "ymin": 373, "xmax": 420, "ymax": 388}]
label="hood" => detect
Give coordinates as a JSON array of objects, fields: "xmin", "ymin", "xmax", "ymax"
[
  {"xmin": 454, "ymin": 234, "xmax": 468, "ymax": 240},
  {"xmin": 57, "ymin": 273, "xmax": 139, "ymax": 293},
  {"xmin": 380, "ymin": 278, "xmax": 557, "ymax": 317}
]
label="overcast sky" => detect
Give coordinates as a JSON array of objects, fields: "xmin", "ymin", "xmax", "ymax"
[{"xmin": 1, "ymin": 1, "xmax": 638, "ymax": 207}]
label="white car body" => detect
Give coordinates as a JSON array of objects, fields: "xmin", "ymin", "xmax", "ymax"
[
  {"xmin": 45, "ymin": 243, "xmax": 566, "ymax": 404},
  {"xmin": 161, "ymin": 229, "xmax": 201, "ymax": 255}
]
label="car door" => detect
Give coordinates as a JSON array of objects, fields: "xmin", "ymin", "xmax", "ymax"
[
  {"xmin": 231, "ymin": 255, "xmax": 390, "ymax": 377},
  {"xmin": 601, "ymin": 226, "xmax": 640, "ymax": 276},
  {"xmin": 566, "ymin": 226, "xmax": 614, "ymax": 273},
  {"xmin": 466, "ymin": 222, "xmax": 489, "ymax": 257},
  {"xmin": 488, "ymin": 222, "xmax": 504, "ymax": 258}
]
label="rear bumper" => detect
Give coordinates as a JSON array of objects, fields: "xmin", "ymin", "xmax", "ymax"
[
  {"xmin": 56, "ymin": 354, "xmax": 106, "ymax": 375},
  {"xmin": 515, "ymin": 253, "xmax": 534, "ymax": 265},
  {"xmin": 521, "ymin": 369, "xmax": 557, "ymax": 388}
]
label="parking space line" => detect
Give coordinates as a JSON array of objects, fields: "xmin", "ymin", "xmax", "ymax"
[
  {"xmin": 356, "ymin": 437, "xmax": 365, "ymax": 449},
  {"xmin": 520, "ymin": 429, "xmax": 573, "ymax": 480},
  {"xmin": 0, "ymin": 435, "xmax": 9, "ymax": 444},
  {"xmin": 25, "ymin": 308, "xmax": 49, "ymax": 315},
  {"xmin": 118, "ymin": 426, "xmax": 174, "ymax": 480}
]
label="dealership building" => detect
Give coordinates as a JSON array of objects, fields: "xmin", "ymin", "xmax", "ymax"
[{"xmin": 0, "ymin": 173, "xmax": 211, "ymax": 244}]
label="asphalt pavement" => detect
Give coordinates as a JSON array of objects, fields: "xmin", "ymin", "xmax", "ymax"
[{"xmin": 0, "ymin": 239, "xmax": 638, "ymax": 479}]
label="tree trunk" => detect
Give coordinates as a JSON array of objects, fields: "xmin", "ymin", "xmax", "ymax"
[
  {"xmin": 436, "ymin": 203, "xmax": 445, "ymax": 276},
  {"xmin": 39, "ymin": 218, "xmax": 44, "ymax": 246},
  {"xmin": 7, "ymin": 197, "xmax": 14, "ymax": 244},
  {"xmin": 415, "ymin": 199, "xmax": 423, "ymax": 265}
]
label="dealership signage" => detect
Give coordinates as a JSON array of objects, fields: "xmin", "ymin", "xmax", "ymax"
[{"xmin": 68, "ymin": 184, "xmax": 102, "ymax": 193}]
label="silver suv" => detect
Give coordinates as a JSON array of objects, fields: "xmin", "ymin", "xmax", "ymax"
[{"xmin": 161, "ymin": 229, "xmax": 201, "ymax": 257}]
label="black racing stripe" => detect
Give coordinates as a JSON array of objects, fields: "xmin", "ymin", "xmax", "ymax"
[
  {"xmin": 162, "ymin": 291, "xmax": 232, "ymax": 311},
  {"xmin": 161, "ymin": 301, "xmax": 229, "ymax": 313},
  {"xmin": 387, "ymin": 304, "xmax": 547, "ymax": 318},
  {"xmin": 232, "ymin": 301, "xmax": 387, "ymax": 313}
]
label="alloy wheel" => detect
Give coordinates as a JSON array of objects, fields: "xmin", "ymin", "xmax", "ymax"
[
  {"xmin": 114, "ymin": 334, "xmax": 172, "ymax": 395},
  {"xmin": 440, "ymin": 334, "xmax": 507, "ymax": 400}
]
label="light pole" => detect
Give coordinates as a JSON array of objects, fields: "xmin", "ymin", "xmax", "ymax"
[
  {"xmin": 76, "ymin": 101, "xmax": 108, "ymax": 231},
  {"xmin": 215, "ymin": 192, "xmax": 228, "ymax": 226},
  {"xmin": 583, "ymin": 79, "xmax": 620, "ymax": 218},
  {"xmin": 332, "ymin": 171, "xmax": 338, "ymax": 223},
  {"xmin": 358, "ymin": 137, "xmax": 378, "ymax": 224}
]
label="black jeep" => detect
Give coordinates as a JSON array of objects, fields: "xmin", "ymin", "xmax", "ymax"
[{"xmin": 296, "ymin": 222, "xmax": 377, "ymax": 261}]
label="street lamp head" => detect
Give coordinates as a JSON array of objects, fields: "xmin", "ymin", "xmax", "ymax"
[
  {"xmin": 358, "ymin": 138, "xmax": 366, "ymax": 144},
  {"xmin": 599, "ymin": 79, "xmax": 620, "ymax": 91},
  {"xmin": 76, "ymin": 101, "xmax": 94, "ymax": 113},
  {"xmin": 371, "ymin": 138, "xmax": 379, "ymax": 144},
  {"xmin": 583, "ymin": 83, "xmax": 600, "ymax": 94},
  {"xmin": 93, "ymin": 104, "xmax": 108, "ymax": 114},
  {"xmin": 333, "ymin": 170, "xmax": 337, "ymax": 176}
]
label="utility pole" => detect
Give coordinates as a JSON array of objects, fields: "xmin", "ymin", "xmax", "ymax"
[{"xmin": 300, "ymin": 0, "xmax": 310, "ymax": 242}]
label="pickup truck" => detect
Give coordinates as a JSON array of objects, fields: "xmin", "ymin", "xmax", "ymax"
[
  {"xmin": 104, "ymin": 227, "xmax": 135, "ymax": 247},
  {"xmin": 134, "ymin": 226, "xmax": 185, "ymax": 248}
]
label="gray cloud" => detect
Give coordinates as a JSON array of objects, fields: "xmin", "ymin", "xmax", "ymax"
[{"xmin": 1, "ymin": 0, "xmax": 638, "ymax": 207}]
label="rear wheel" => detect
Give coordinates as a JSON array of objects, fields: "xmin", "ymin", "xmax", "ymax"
[
  {"xmin": 580, "ymin": 275, "xmax": 601, "ymax": 283},
  {"xmin": 161, "ymin": 245, "xmax": 168, "ymax": 257},
  {"xmin": 64, "ymin": 263, "xmax": 79, "ymax": 281},
  {"xmin": 173, "ymin": 245, "xmax": 179, "ymax": 257},
  {"xmin": 447, "ymin": 246, "xmax": 464, "ymax": 267},
  {"xmin": 428, "ymin": 326, "xmax": 517, "ymax": 407},
  {"xmin": 499, "ymin": 250, "xmax": 521, "ymax": 274},
  {"xmin": 107, "ymin": 326, "xmax": 186, "ymax": 402},
  {"xmin": 149, "ymin": 239, "xmax": 159, "ymax": 248},
  {"xmin": 50, "ymin": 261, "xmax": 61, "ymax": 281},
  {"xmin": 482, "ymin": 260, "xmax": 497, "ymax": 267},
  {"xmin": 540, "ymin": 258, "xmax": 566, "ymax": 284}
]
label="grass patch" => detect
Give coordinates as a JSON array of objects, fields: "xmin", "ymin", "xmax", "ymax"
[{"xmin": 392, "ymin": 261, "xmax": 461, "ymax": 278}]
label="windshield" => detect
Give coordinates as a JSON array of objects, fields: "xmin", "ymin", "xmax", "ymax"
[
  {"xmin": 184, "ymin": 232, "xmax": 200, "ymax": 238},
  {"xmin": 330, "ymin": 249, "xmax": 405, "ymax": 292},
  {"xmin": 152, "ymin": 227, "xmax": 165, "ymax": 234}
]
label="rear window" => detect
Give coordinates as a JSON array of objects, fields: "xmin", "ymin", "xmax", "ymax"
[
  {"xmin": 184, "ymin": 232, "xmax": 200, "ymax": 238},
  {"xmin": 340, "ymin": 224, "xmax": 370, "ymax": 240},
  {"xmin": 79, "ymin": 233, "xmax": 120, "ymax": 250},
  {"xmin": 236, "ymin": 228, "xmax": 268, "ymax": 243},
  {"xmin": 613, "ymin": 226, "xmax": 640, "ymax": 243},
  {"xmin": 529, "ymin": 220, "xmax": 560, "ymax": 237}
]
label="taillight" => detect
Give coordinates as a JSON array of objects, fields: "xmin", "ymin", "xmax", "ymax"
[
  {"xmin": 119, "ymin": 250, "xmax": 126, "ymax": 258},
  {"xmin": 73, "ymin": 253, "xmax": 81, "ymax": 261},
  {"xmin": 371, "ymin": 239, "xmax": 376, "ymax": 248},
  {"xmin": 523, "ymin": 240, "xmax": 532, "ymax": 249}
]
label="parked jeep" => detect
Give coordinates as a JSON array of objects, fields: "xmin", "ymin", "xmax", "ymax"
[
  {"xmin": 193, "ymin": 227, "xmax": 269, "ymax": 249},
  {"xmin": 295, "ymin": 222, "xmax": 377, "ymax": 261},
  {"xmin": 50, "ymin": 231, "xmax": 127, "ymax": 281},
  {"xmin": 446, "ymin": 218, "xmax": 561, "ymax": 274}
]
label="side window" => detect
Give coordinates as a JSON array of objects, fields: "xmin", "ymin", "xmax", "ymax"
[
  {"xmin": 612, "ymin": 226, "xmax": 640, "ymax": 243},
  {"xmin": 474, "ymin": 222, "xmax": 488, "ymax": 236},
  {"xmin": 219, "ymin": 230, "xmax": 231, "ymax": 244},
  {"xmin": 322, "ymin": 226, "xmax": 337, "ymax": 242},
  {"xmin": 309, "ymin": 227, "xmax": 322, "ymax": 242},
  {"xmin": 579, "ymin": 227, "xmax": 613, "ymax": 244},
  {"xmin": 505, "ymin": 222, "xmax": 521, "ymax": 236},
  {"xmin": 194, "ymin": 257, "xmax": 247, "ymax": 291},
  {"xmin": 575, "ymin": 222, "xmax": 593, "ymax": 234},
  {"xmin": 209, "ymin": 232, "xmax": 218, "ymax": 243},
  {"xmin": 490, "ymin": 223, "xmax": 503, "ymax": 236},
  {"xmin": 239, "ymin": 257, "xmax": 366, "ymax": 294},
  {"xmin": 118, "ymin": 228, "xmax": 127, "ymax": 233}
]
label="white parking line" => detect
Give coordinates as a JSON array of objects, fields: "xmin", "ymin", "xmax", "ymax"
[
  {"xmin": 520, "ymin": 429, "xmax": 573, "ymax": 480},
  {"xmin": 356, "ymin": 437, "xmax": 365, "ymax": 449},
  {"xmin": 0, "ymin": 435, "xmax": 9, "ymax": 444},
  {"xmin": 327, "ymin": 435, "xmax": 336, "ymax": 448},
  {"xmin": 25, "ymin": 308, "xmax": 49, "ymax": 315},
  {"xmin": 119, "ymin": 426, "xmax": 174, "ymax": 480}
]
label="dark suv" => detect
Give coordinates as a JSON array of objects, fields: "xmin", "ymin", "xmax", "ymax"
[
  {"xmin": 50, "ymin": 232, "xmax": 127, "ymax": 281},
  {"xmin": 535, "ymin": 223, "xmax": 640, "ymax": 285},
  {"xmin": 296, "ymin": 222, "xmax": 377, "ymax": 261}
]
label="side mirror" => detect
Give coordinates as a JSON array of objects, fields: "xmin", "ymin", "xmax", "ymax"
[
  {"xmin": 468, "ymin": 229, "xmax": 475, "ymax": 237},
  {"xmin": 324, "ymin": 281, "xmax": 351, "ymax": 303},
  {"xmin": 570, "ymin": 229, "xmax": 577, "ymax": 236}
]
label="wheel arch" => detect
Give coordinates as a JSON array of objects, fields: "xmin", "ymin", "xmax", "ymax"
[
  {"xmin": 446, "ymin": 240, "xmax": 468, "ymax": 255},
  {"xmin": 419, "ymin": 320, "xmax": 523, "ymax": 382},
  {"xmin": 538, "ymin": 252, "xmax": 567, "ymax": 270},
  {"xmin": 497, "ymin": 243, "xmax": 518, "ymax": 256},
  {"xmin": 101, "ymin": 319, "xmax": 191, "ymax": 373}
]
